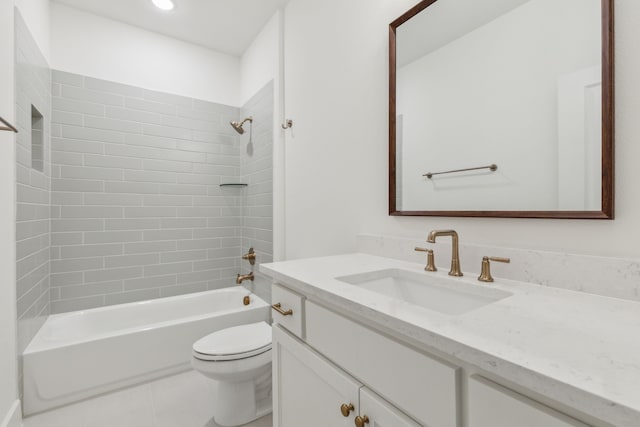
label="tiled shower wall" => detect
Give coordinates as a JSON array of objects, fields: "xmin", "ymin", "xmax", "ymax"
[
  {"xmin": 50, "ymin": 71, "xmax": 248, "ymax": 313},
  {"xmin": 239, "ymin": 82, "xmax": 274, "ymax": 303},
  {"xmin": 15, "ymin": 11, "xmax": 51, "ymax": 356}
]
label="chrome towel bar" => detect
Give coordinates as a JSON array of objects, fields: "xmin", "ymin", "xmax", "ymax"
[
  {"xmin": 0, "ymin": 116, "xmax": 18, "ymax": 133},
  {"xmin": 423, "ymin": 164, "xmax": 497, "ymax": 179}
]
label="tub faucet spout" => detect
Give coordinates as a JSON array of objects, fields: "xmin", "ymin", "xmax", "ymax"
[{"xmin": 236, "ymin": 272, "xmax": 255, "ymax": 285}]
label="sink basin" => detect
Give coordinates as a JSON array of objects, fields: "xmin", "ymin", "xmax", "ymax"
[{"xmin": 336, "ymin": 269, "xmax": 511, "ymax": 315}]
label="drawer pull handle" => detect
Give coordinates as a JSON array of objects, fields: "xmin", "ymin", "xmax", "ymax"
[
  {"xmin": 340, "ymin": 403, "xmax": 354, "ymax": 417},
  {"xmin": 355, "ymin": 415, "xmax": 369, "ymax": 427},
  {"xmin": 271, "ymin": 303, "xmax": 293, "ymax": 316}
]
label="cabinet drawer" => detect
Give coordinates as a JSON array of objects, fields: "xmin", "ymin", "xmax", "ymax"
[
  {"xmin": 468, "ymin": 375, "xmax": 590, "ymax": 427},
  {"xmin": 306, "ymin": 301, "xmax": 459, "ymax": 427},
  {"xmin": 271, "ymin": 284, "xmax": 304, "ymax": 339}
]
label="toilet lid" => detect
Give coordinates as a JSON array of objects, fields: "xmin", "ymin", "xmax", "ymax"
[{"xmin": 193, "ymin": 321, "xmax": 272, "ymax": 361}]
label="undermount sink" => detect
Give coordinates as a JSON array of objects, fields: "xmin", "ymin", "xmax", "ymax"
[{"xmin": 336, "ymin": 269, "xmax": 511, "ymax": 315}]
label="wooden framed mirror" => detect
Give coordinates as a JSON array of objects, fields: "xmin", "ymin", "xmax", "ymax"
[{"xmin": 389, "ymin": 0, "xmax": 614, "ymax": 219}]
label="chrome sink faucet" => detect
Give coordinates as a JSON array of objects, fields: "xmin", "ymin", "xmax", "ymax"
[{"xmin": 427, "ymin": 230, "xmax": 463, "ymax": 277}]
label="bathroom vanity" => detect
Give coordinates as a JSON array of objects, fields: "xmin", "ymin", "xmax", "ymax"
[{"xmin": 261, "ymin": 253, "xmax": 640, "ymax": 427}]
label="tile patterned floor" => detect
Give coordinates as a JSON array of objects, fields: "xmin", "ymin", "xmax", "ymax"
[{"xmin": 22, "ymin": 370, "xmax": 272, "ymax": 427}]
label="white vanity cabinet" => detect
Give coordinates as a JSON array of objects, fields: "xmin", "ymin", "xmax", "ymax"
[
  {"xmin": 272, "ymin": 325, "xmax": 421, "ymax": 427},
  {"xmin": 272, "ymin": 325, "xmax": 361, "ymax": 427},
  {"xmin": 271, "ymin": 283, "xmax": 595, "ymax": 427},
  {"xmin": 468, "ymin": 376, "xmax": 589, "ymax": 427}
]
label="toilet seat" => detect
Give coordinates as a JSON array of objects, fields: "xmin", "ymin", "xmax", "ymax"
[{"xmin": 193, "ymin": 321, "xmax": 272, "ymax": 362}]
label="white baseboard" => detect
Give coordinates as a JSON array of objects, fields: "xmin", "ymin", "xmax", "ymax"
[{"xmin": 0, "ymin": 400, "xmax": 21, "ymax": 427}]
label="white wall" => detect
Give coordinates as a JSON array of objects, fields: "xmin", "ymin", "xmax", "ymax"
[
  {"xmin": 50, "ymin": 3, "xmax": 241, "ymax": 106},
  {"xmin": 241, "ymin": 11, "xmax": 287, "ymax": 263},
  {"xmin": 397, "ymin": 0, "xmax": 600, "ymax": 211},
  {"xmin": 14, "ymin": 0, "xmax": 50, "ymax": 63},
  {"xmin": 0, "ymin": 4, "xmax": 20, "ymax": 427},
  {"xmin": 240, "ymin": 12, "xmax": 280, "ymax": 106},
  {"xmin": 283, "ymin": 0, "xmax": 640, "ymax": 260}
]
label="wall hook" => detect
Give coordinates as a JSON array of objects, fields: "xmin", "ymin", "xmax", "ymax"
[{"xmin": 281, "ymin": 119, "xmax": 293, "ymax": 130}]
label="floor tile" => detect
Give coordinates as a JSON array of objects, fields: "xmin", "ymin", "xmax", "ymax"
[{"xmin": 22, "ymin": 370, "xmax": 273, "ymax": 427}]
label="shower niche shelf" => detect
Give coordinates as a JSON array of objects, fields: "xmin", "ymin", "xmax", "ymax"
[{"xmin": 220, "ymin": 183, "xmax": 248, "ymax": 188}]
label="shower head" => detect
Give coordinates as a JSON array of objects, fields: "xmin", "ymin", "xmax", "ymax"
[{"xmin": 230, "ymin": 117, "xmax": 253, "ymax": 135}]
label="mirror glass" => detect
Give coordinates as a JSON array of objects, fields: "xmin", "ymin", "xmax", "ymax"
[{"xmin": 391, "ymin": 0, "xmax": 613, "ymax": 218}]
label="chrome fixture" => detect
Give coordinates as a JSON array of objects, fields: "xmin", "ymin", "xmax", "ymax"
[
  {"xmin": 236, "ymin": 272, "xmax": 254, "ymax": 285},
  {"xmin": 230, "ymin": 116, "xmax": 253, "ymax": 135},
  {"xmin": 423, "ymin": 164, "xmax": 497, "ymax": 179},
  {"xmin": 415, "ymin": 247, "xmax": 437, "ymax": 272},
  {"xmin": 478, "ymin": 256, "xmax": 510, "ymax": 282},
  {"xmin": 427, "ymin": 230, "xmax": 463, "ymax": 277},
  {"xmin": 242, "ymin": 248, "xmax": 256, "ymax": 266}
]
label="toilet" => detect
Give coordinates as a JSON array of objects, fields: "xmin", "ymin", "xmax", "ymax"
[{"xmin": 191, "ymin": 321, "xmax": 272, "ymax": 427}]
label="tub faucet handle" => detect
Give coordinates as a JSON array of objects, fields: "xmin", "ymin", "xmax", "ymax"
[{"xmin": 242, "ymin": 248, "xmax": 256, "ymax": 266}]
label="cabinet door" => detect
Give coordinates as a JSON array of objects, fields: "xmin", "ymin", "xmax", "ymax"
[
  {"xmin": 359, "ymin": 388, "xmax": 422, "ymax": 427},
  {"xmin": 273, "ymin": 325, "xmax": 362, "ymax": 427},
  {"xmin": 468, "ymin": 376, "xmax": 590, "ymax": 427}
]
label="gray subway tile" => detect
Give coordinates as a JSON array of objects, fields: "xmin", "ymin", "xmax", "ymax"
[
  {"xmin": 84, "ymin": 116, "xmax": 143, "ymax": 134},
  {"xmin": 83, "ymin": 193, "xmax": 143, "ymax": 206},
  {"xmin": 84, "ymin": 230, "xmax": 144, "ymax": 244},
  {"xmin": 125, "ymin": 207, "xmax": 177, "ymax": 218},
  {"xmin": 144, "ymin": 262, "xmax": 193, "ymax": 277},
  {"xmin": 60, "ymin": 281, "xmax": 123, "ymax": 299},
  {"xmin": 84, "ymin": 267, "xmax": 143, "ymax": 283},
  {"xmin": 84, "ymin": 154, "xmax": 144, "ymax": 170},
  {"xmin": 51, "ymin": 179, "xmax": 104, "ymax": 193},
  {"xmin": 143, "ymin": 229, "xmax": 192, "ymax": 241},
  {"xmin": 105, "ymin": 253, "xmax": 159, "ymax": 268},
  {"xmin": 53, "ymin": 97, "xmax": 105, "ymax": 116},
  {"xmin": 104, "ymin": 181, "xmax": 160, "ymax": 194},
  {"xmin": 105, "ymin": 218, "xmax": 161, "ymax": 231},
  {"xmin": 143, "ymin": 195, "xmax": 192, "ymax": 207},
  {"xmin": 61, "ymin": 125, "xmax": 124, "ymax": 144},
  {"xmin": 60, "ymin": 165, "xmax": 124, "ymax": 181},
  {"xmin": 51, "ymin": 232, "xmax": 83, "ymax": 246},
  {"xmin": 125, "ymin": 241, "xmax": 177, "ymax": 254},
  {"xmin": 62, "ymin": 85, "xmax": 125, "ymax": 107},
  {"xmin": 60, "ymin": 244, "xmax": 123, "ymax": 259},
  {"xmin": 124, "ymin": 170, "xmax": 176, "ymax": 184},
  {"xmin": 52, "ymin": 219, "xmax": 104, "ymax": 232},
  {"xmin": 85, "ymin": 77, "xmax": 145, "ymax": 98},
  {"xmin": 106, "ymin": 106, "xmax": 163, "ymax": 125},
  {"xmin": 161, "ymin": 250, "xmax": 207, "ymax": 263},
  {"xmin": 125, "ymin": 133, "xmax": 176, "ymax": 150},
  {"xmin": 51, "ymin": 257, "xmax": 104, "ymax": 273},
  {"xmin": 52, "ymin": 110, "xmax": 83, "ymax": 126},
  {"xmin": 124, "ymin": 275, "xmax": 176, "ymax": 291},
  {"xmin": 125, "ymin": 97, "xmax": 175, "ymax": 115},
  {"xmin": 52, "ymin": 70, "xmax": 84, "ymax": 87},
  {"xmin": 60, "ymin": 206, "xmax": 123, "ymax": 219},
  {"xmin": 52, "ymin": 137, "xmax": 105, "ymax": 154}
]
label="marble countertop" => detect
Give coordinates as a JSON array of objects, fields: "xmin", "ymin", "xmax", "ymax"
[{"xmin": 261, "ymin": 253, "xmax": 640, "ymax": 427}]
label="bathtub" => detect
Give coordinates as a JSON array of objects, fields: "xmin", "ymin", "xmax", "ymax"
[{"xmin": 23, "ymin": 287, "xmax": 270, "ymax": 415}]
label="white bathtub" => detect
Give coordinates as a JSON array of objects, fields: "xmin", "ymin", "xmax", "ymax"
[{"xmin": 23, "ymin": 287, "xmax": 270, "ymax": 415}]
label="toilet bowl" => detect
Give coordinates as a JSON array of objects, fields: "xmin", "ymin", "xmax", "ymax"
[{"xmin": 191, "ymin": 321, "xmax": 272, "ymax": 427}]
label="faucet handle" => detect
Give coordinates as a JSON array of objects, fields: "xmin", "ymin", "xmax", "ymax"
[
  {"xmin": 415, "ymin": 247, "xmax": 437, "ymax": 272},
  {"xmin": 478, "ymin": 256, "xmax": 510, "ymax": 283}
]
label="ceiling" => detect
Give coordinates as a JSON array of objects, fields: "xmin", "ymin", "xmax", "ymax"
[{"xmin": 52, "ymin": 0, "xmax": 289, "ymax": 56}]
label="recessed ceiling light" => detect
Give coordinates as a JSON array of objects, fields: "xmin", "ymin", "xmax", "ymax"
[{"xmin": 152, "ymin": 0, "xmax": 174, "ymax": 11}]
